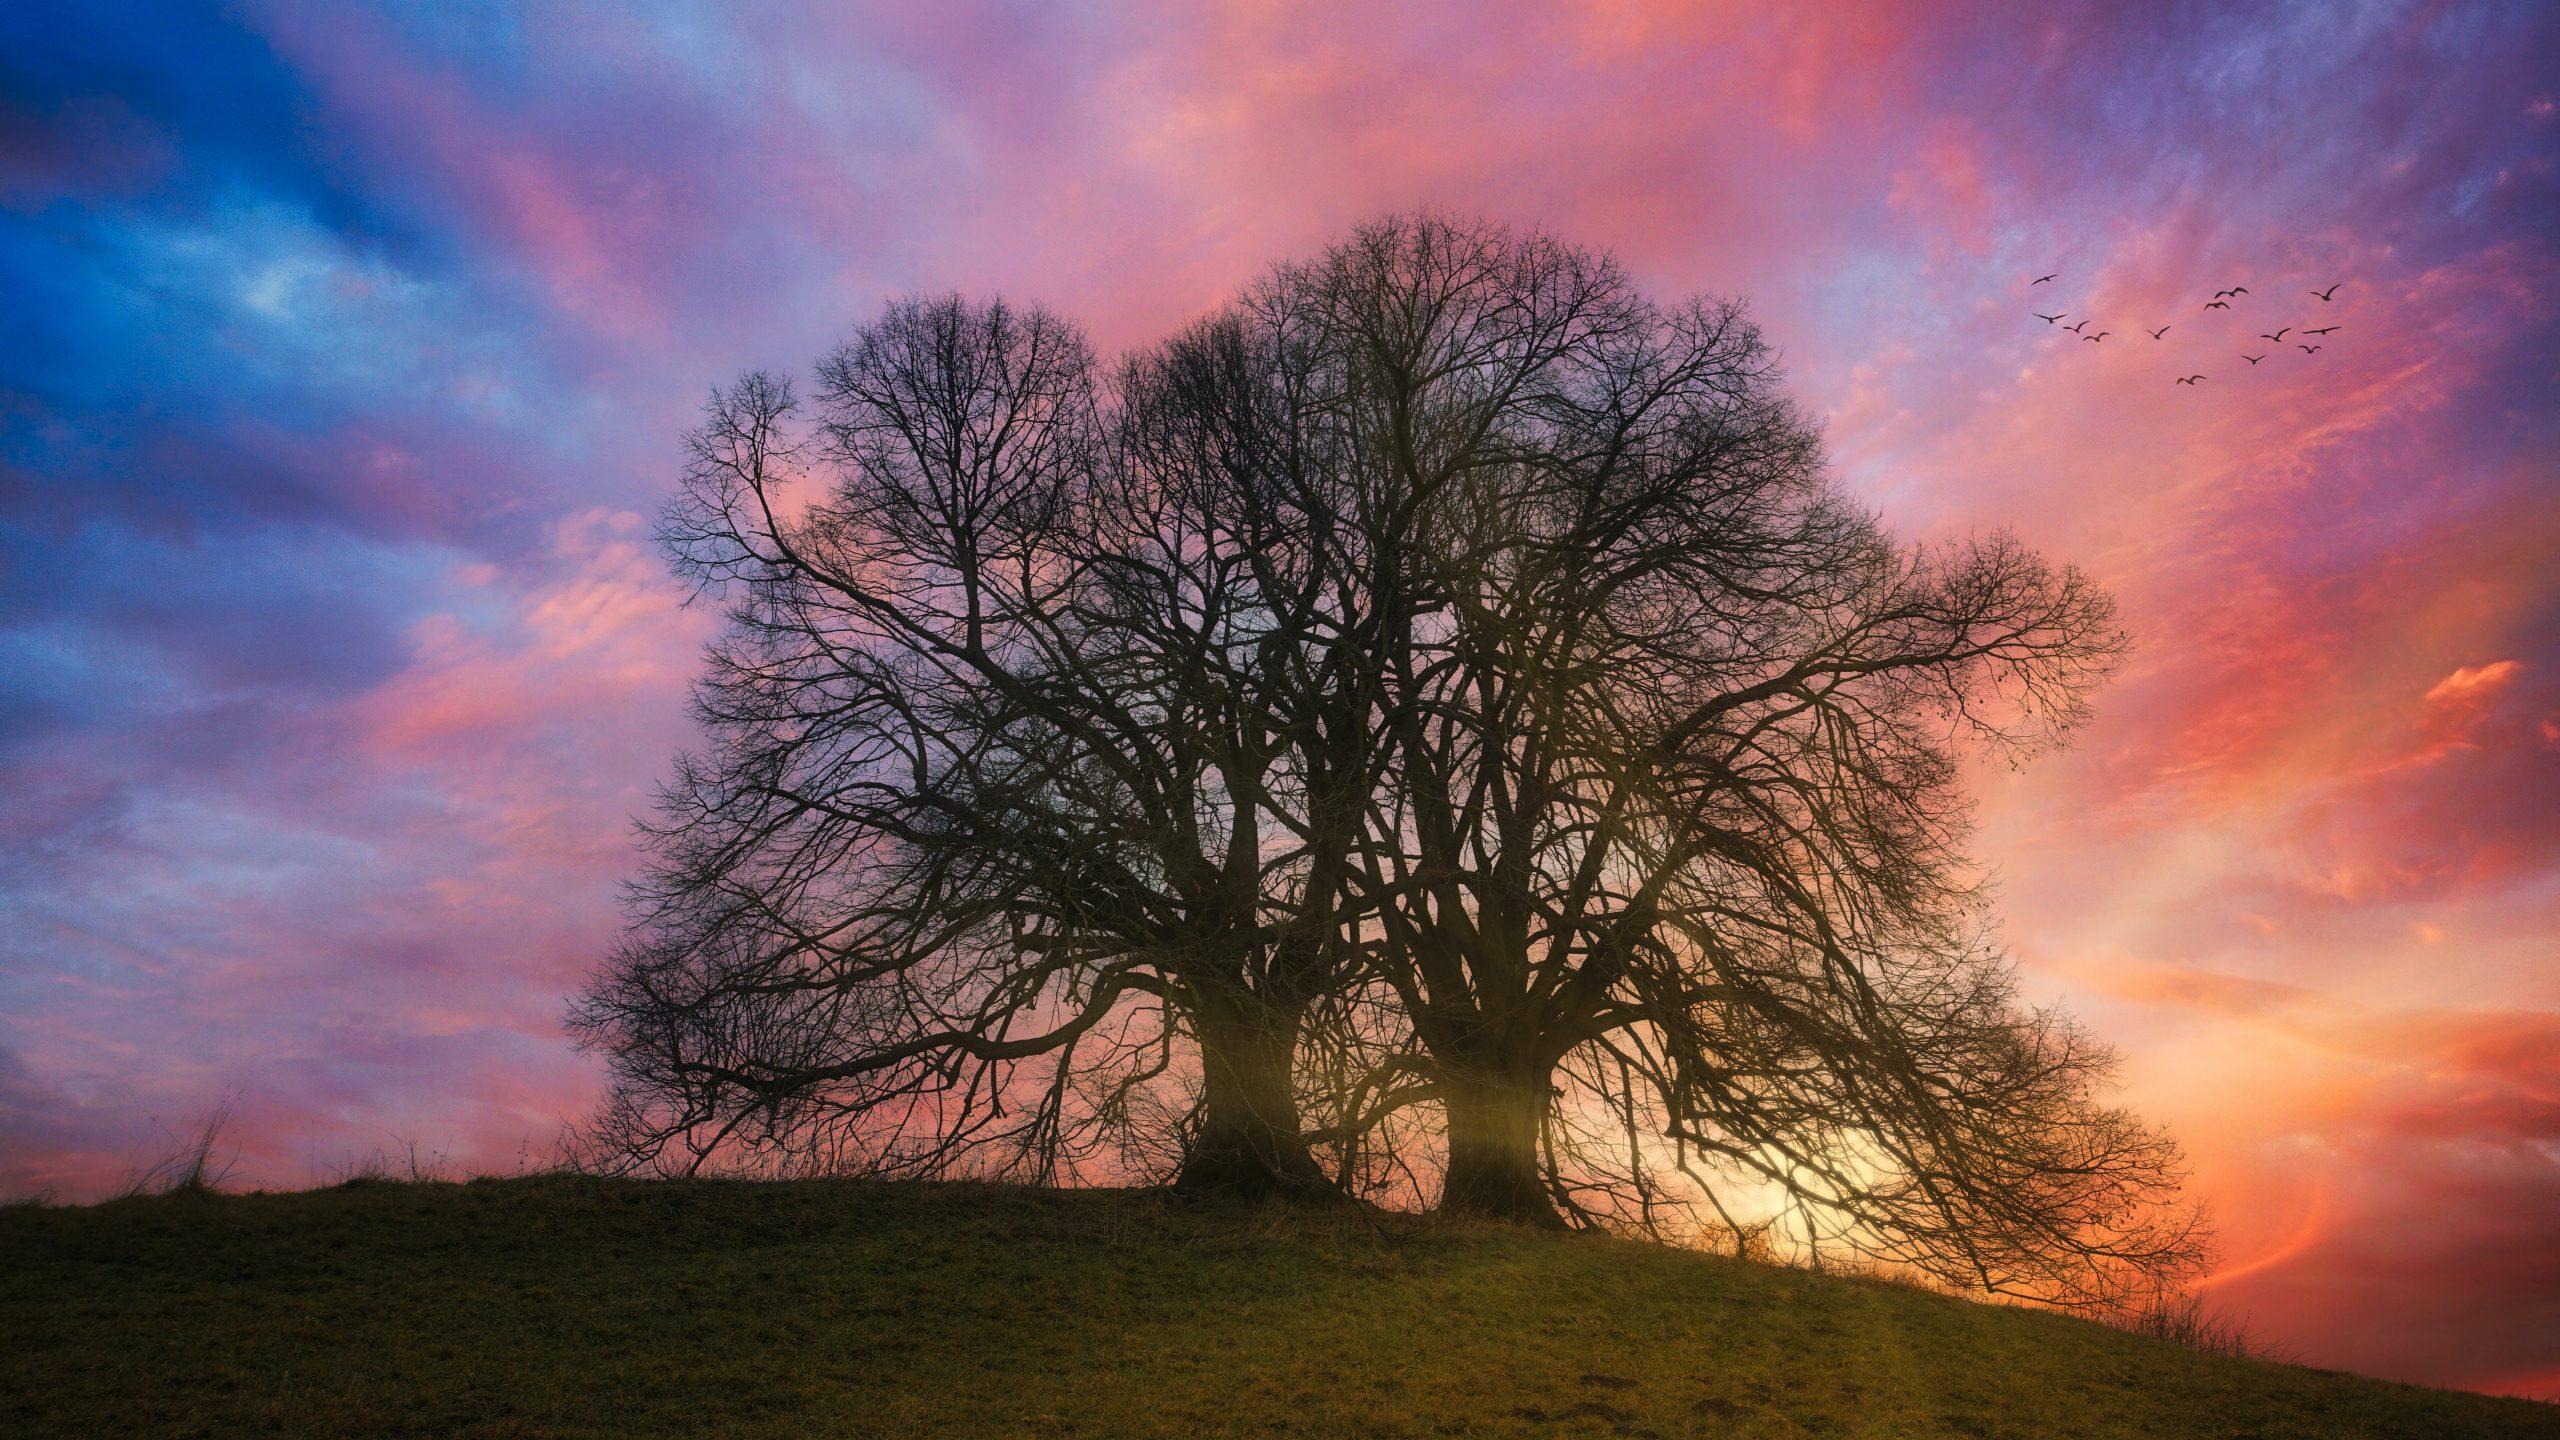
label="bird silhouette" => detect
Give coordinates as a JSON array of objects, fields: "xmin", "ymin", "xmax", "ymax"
[
  {"xmin": 2033, "ymin": 273, "xmax": 2059, "ymax": 285},
  {"xmin": 2211, "ymin": 287, "xmax": 2250, "ymax": 300},
  {"xmin": 2036, "ymin": 312, "xmax": 2066, "ymax": 323},
  {"xmin": 2244, "ymin": 354, "xmax": 2266, "ymax": 365},
  {"xmin": 2147, "ymin": 326, "xmax": 2172, "ymax": 339},
  {"xmin": 2298, "ymin": 344, "xmax": 2322, "ymax": 354},
  {"xmin": 2066, "ymin": 320, "xmax": 2089, "ymax": 333},
  {"xmin": 2228, "ymin": 286, "xmax": 2249, "ymax": 296},
  {"xmin": 2260, "ymin": 328, "xmax": 2291, "ymax": 342},
  {"xmin": 2312, "ymin": 284, "xmax": 2341, "ymax": 301},
  {"xmin": 2205, "ymin": 300, "xmax": 2232, "ymax": 310},
  {"xmin": 2305, "ymin": 326, "xmax": 2340, "ymax": 336},
  {"xmin": 2084, "ymin": 331, "xmax": 2111, "ymax": 342},
  {"xmin": 2174, "ymin": 375, "xmax": 2206, "ymax": 385}
]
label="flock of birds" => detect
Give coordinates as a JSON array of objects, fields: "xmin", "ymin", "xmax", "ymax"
[{"xmin": 2027, "ymin": 273, "xmax": 2345, "ymax": 387}]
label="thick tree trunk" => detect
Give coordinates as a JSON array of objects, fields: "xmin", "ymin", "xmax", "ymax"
[
  {"xmin": 1437, "ymin": 1066, "xmax": 1562, "ymax": 1227},
  {"xmin": 1174, "ymin": 997, "xmax": 1332, "ymax": 1201}
]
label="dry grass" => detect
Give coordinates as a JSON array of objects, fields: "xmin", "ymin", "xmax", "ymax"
[
  {"xmin": 111, "ymin": 1102, "xmax": 239, "ymax": 1199},
  {"xmin": 319, "ymin": 1134, "xmax": 459, "ymax": 1188},
  {"xmin": 2103, "ymin": 1284, "xmax": 2276, "ymax": 1362}
]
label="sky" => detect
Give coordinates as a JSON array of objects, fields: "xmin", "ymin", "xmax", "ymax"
[{"xmin": 3, "ymin": 0, "xmax": 2555, "ymax": 1399}]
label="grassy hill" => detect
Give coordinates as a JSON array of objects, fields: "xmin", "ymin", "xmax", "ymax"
[{"xmin": 2, "ymin": 1177, "xmax": 2550, "ymax": 1438}]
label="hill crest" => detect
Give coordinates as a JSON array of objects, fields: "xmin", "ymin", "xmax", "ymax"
[{"xmin": 4, "ymin": 1176, "xmax": 2552, "ymax": 1438}]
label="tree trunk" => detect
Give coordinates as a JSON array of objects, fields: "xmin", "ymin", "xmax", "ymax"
[
  {"xmin": 1437, "ymin": 1066, "xmax": 1562, "ymax": 1226},
  {"xmin": 1174, "ymin": 996, "xmax": 1332, "ymax": 1201}
]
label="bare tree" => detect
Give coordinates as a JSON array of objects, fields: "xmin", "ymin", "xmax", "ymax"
[
  {"xmin": 1228, "ymin": 215, "xmax": 2197, "ymax": 1300},
  {"xmin": 576, "ymin": 216, "xmax": 2203, "ymax": 1304},
  {"xmin": 574, "ymin": 297, "xmax": 1357, "ymax": 1197}
]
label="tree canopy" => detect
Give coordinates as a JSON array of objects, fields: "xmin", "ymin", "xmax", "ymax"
[{"xmin": 572, "ymin": 214, "xmax": 2202, "ymax": 1306}]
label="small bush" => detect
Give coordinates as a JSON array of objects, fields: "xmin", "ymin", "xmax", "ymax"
[{"xmin": 2106, "ymin": 1284, "xmax": 2272, "ymax": 1360}]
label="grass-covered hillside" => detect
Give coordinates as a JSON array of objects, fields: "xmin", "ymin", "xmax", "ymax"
[{"xmin": 3, "ymin": 1177, "xmax": 2550, "ymax": 1438}]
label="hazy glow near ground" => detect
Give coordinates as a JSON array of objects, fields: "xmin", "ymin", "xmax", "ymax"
[{"xmin": 2, "ymin": 0, "xmax": 2553, "ymax": 1399}]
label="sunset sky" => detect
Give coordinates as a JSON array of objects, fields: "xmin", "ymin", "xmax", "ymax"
[{"xmin": 3, "ymin": 0, "xmax": 2554, "ymax": 1399}]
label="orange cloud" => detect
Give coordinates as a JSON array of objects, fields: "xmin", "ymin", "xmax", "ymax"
[{"xmin": 2426, "ymin": 658, "xmax": 2525, "ymax": 710}]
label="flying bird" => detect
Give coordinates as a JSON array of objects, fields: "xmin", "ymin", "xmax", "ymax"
[
  {"xmin": 2205, "ymin": 300, "xmax": 2232, "ymax": 310},
  {"xmin": 2298, "ymin": 344, "xmax": 2322, "ymax": 354},
  {"xmin": 2148, "ymin": 325, "xmax": 2172, "ymax": 339},
  {"xmin": 2066, "ymin": 320, "xmax": 2090, "ymax": 333},
  {"xmin": 2305, "ymin": 326, "xmax": 2340, "ymax": 336},
  {"xmin": 2036, "ymin": 312, "xmax": 2066, "ymax": 323},
  {"xmin": 2211, "ymin": 287, "xmax": 2250, "ymax": 299},
  {"xmin": 2312, "ymin": 283, "xmax": 2342, "ymax": 301},
  {"xmin": 2084, "ymin": 331, "xmax": 2111, "ymax": 342},
  {"xmin": 2033, "ymin": 273, "xmax": 2059, "ymax": 285},
  {"xmin": 2175, "ymin": 375, "xmax": 2206, "ymax": 385},
  {"xmin": 2244, "ymin": 354, "xmax": 2266, "ymax": 365},
  {"xmin": 2261, "ymin": 328, "xmax": 2291, "ymax": 342}
]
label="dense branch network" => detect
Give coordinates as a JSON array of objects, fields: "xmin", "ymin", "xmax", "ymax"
[{"xmin": 572, "ymin": 214, "xmax": 2203, "ymax": 1305}]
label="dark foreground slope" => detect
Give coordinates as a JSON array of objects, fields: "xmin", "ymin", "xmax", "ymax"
[{"xmin": 2, "ymin": 1177, "xmax": 2549, "ymax": 1439}]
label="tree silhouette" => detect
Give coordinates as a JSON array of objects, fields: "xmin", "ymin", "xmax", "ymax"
[
  {"xmin": 573, "ymin": 299, "xmax": 1351, "ymax": 1196},
  {"xmin": 575, "ymin": 215, "xmax": 2203, "ymax": 1304}
]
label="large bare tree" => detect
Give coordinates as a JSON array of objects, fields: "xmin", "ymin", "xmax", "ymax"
[
  {"xmin": 577, "ymin": 216, "xmax": 2202, "ymax": 1304},
  {"xmin": 573, "ymin": 297, "xmax": 1354, "ymax": 1196},
  {"xmin": 1235, "ymin": 215, "xmax": 2192, "ymax": 1300}
]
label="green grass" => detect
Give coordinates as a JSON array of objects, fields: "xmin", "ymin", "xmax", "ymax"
[{"xmin": 2, "ymin": 1177, "xmax": 2551, "ymax": 1438}]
